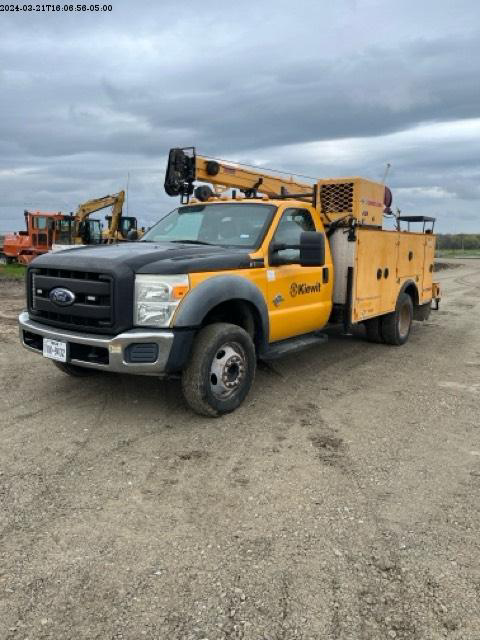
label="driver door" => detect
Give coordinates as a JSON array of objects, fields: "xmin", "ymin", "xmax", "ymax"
[
  {"xmin": 267, "ymin": 207, "xmax": 331, "ymax": 342},
  {"xmin": 32, "ymin": 216, "xmax": 48, "ymax": 250}
]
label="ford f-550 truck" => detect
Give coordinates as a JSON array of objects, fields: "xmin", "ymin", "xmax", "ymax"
[{"xmin": 18, "ymin": 147, "xmax": 440, "ymax": 416}]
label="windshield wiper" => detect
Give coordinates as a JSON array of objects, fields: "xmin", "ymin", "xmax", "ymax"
[{"xmin": 169, "ymin": 239, "xmax": 215, "ymax": 246}]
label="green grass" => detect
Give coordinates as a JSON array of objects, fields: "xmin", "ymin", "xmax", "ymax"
[
  {"xmin": 436, "ymin": 249, "xmax": 480, "ymax": 258},
  {"xmin": 0, "ymin": 263, "xmax": 26, "ymax": 279}
]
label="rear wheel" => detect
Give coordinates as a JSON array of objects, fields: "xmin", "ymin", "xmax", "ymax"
[
  {"xmin": 53, "ymin": 361, "xmax": 99, "ymax": 377},
  {"xmin": 381, "ymin": 292, "xmax": 413, "ymax": 345},
  {"xmin": 182, "ymin": 322, "xmax": 256, "ymax": 417}
]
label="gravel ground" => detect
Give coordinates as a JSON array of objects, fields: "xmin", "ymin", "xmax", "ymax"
[{"xmin": 0, "ymin": 261, "xmax": 479, "ymax": 640}]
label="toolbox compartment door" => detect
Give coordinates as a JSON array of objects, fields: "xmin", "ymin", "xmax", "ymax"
[
  {"xmin": 353, "ymin": 228, "xmax": 398, "ymax": 322},
  {"xmin": 397, "ymin": 233, "xmax": 424, "ymax": 281},
  {"xmin": 421, "ymin": 234, "xmax": 435, "ymax": 303}
]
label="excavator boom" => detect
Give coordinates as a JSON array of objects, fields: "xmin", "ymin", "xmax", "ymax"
[{"xmin": 73, "ymin": 190, "xmax": 125, "ymax": 243}]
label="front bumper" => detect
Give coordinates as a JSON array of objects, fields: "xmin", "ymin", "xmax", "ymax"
[{"xmin": 18, "ymin": 311, "xmax": 175, "ymax": 375}]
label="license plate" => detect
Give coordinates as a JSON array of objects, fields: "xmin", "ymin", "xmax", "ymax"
[{"xmin": 43, "ymin": 338, "xmax": 67, "ymax": 362}]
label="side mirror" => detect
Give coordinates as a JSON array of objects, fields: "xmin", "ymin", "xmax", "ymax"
[
  {"xmin": 127, "ymin": 229, "xmax": 138, "ymax": 241},
  {"xmin": 269, "ymin": 242, "xmax": 291, "ymax": 266},
  {"xmin": 299, "ymin": 231, "xmax": 325, "ymax": 267}
]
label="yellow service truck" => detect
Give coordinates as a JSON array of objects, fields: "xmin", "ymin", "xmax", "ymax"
[{"xmin": 19, "ymin": 147, "xmax": 440, "ymax": 416}]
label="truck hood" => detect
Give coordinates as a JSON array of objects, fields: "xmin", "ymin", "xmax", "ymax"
[{"xmin": 31, "ymin": 241, "xmax": 262, "ymax": 274}]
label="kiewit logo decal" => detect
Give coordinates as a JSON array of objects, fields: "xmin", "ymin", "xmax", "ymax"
[{"xmin": 290, "ymin": 282, "xmax": 321, "ymax": 297}]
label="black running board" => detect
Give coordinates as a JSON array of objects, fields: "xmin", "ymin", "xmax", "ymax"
[{"xmin": 260, "ymin": 331, "xmax": 328, "ymax": 361}]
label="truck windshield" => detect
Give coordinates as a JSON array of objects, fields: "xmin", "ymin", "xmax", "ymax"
[{"xmin": 141, "ymin": 203, "xmax": 276, "ymax": 248}]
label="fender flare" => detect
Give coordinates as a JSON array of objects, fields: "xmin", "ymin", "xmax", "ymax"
[
  {"xmin": 399, "ymin": 279, "xmax": 420, "ymax": 306},
  {"xmin": 174, "ymin": 274, "xmax": 269, "ymax": 347}
]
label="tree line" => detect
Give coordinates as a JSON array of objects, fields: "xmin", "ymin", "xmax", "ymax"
[{"xmin": 436, "ymin": 234, "xmax": 480, "ymax": 250}]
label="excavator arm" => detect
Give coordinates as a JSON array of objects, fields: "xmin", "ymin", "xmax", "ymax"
[
  {"xmin": 74, "ymin": 191, "xmax": 125, "ymax": 243},
  {"xmin": 104, "ymin": 192, "xmax": 125, "ymax": 242},
  {"xmin": 164, "ymin": 148, "xmax": 313, "ymax": 203}
]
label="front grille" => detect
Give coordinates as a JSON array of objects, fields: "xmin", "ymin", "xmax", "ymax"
[
  {"xmin": 29, "ymin": 268, "xmax": 113, "ymax": 331},
  {"xmin": 320, "ymin": 182, "xmax": 354, "ymax": 214}
]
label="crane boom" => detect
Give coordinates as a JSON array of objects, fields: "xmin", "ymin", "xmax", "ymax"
[
  {"xmin": 164, "ymin": 147, "xmax": 392, "ymax": 227},
  {"xmin": 164, "ymin": 148, "xmax": 313, "ymax": 202}
]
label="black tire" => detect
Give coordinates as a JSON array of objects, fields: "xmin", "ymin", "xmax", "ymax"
[
  {"xmin": 381, "ymin": 292, "xmax": 413, "ymax": 346},
  {"xmin": 364, "ymin": 317, "xmax": 384, "ymax": 343},
  {"xmin": 53, "ymin": 361, "xmax": 99, "ymax": 377},
  {"xmin": 182, "ymin": 322, "xmax": 256, "ymax": 417}
]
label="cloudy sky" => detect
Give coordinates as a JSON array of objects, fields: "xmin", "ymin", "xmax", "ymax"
[{"xmin": 1, "ymin": 0, "xmax": 480, "ymax": 233}]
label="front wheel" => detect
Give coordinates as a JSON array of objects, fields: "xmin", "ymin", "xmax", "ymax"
[
  {"xmin": 381, "ymin": 292, "xmax": 413, "ymax": 345},
  {"xmin": 182, "ymin": 322, "xmax": 256, "ymax": 417},
  {"xmin": 0, "ymin": 253, "xmax": 8, "ymax": 266}
]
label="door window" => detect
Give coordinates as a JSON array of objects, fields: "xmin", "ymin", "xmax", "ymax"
[
  {"xmin": 33, "ymin": 216, "xmax": 47, "ymax": 230},
  {"xmin": 56, "ymin": 219, "xmax": 74, "ymax": 244},
  {"xmin": 88, "ymin": 221, "xmax": 103, "ymax": 244},
  {"xmin": 271, "ymin": 208, "xmax": 315, "ymax": 263}
]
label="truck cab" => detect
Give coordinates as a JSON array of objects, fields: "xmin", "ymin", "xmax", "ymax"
[{"xmin": 142, "ymin": 198, "xmax": 334, "ymax": 343}]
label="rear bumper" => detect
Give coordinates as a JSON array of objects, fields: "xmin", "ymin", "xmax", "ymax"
[{"xmin": 18, "ymin": 311, "xmax": 175, "ymax": 375}]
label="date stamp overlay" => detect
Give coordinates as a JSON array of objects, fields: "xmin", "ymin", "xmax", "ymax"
[{"xmin": 1, "ymin": 3, "xmax": 112, "ymax": 11}]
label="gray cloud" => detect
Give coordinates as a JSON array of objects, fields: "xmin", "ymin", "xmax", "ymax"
[{"xmin": 1, "ymin": 0, "xmax": 480, "ymax": 232}]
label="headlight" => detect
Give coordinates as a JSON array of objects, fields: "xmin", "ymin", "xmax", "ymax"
[{"xmin": 134, "ymin": 274, "xmax": 189, "ymax": 328}]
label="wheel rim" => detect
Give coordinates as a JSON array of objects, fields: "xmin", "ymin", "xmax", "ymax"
[
  {"xmin": 209, "ymin": 341, "xmax": 247, "ymax": 400},
  {"xmin": 398, "ymin": 302, "xmax": 411, "ymax": 338}
]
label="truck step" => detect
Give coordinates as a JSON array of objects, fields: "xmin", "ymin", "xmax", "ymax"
[{"xmin": 261, "ymin": 331, "xmax": 328, "ymax": 361}]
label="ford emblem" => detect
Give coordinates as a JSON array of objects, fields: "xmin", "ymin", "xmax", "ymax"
[{"xmin": 49, "ymin": 287, "xmax": 76, "ymax": 306}]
